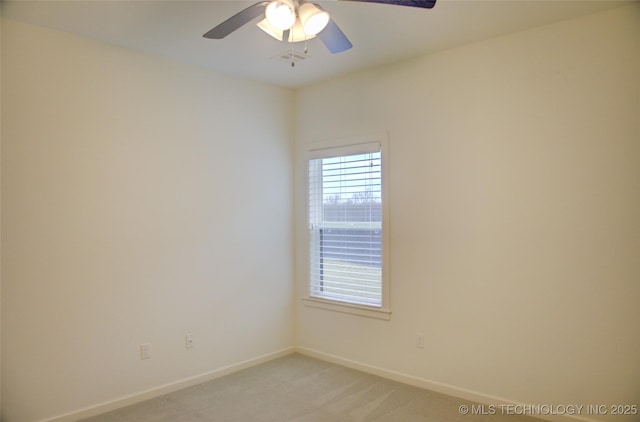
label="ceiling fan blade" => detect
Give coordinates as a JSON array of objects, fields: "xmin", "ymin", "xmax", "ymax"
[
  {"xmin": 203, "ymin": 2, "xmax": 268, "ymax": 39},
  {"xmin": 340, "ymin": 0, "xmax": 436, "ymax": 9},
  {"xmin": 317, "ymin": 19, "xmax": 353, "ymax": 54}
]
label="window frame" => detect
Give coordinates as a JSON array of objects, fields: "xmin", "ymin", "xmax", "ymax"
[{"xmin": 302, "ymin": 134, "xmax": 391, "ymax": 320}]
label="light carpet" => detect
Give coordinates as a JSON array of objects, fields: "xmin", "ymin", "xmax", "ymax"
[{"xmin": 81, "ymin": 353, "xmax": 542, "ymax": 421}]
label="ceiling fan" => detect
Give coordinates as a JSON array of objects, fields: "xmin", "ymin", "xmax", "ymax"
[{"xmin": 203, "ymin": 0, "xmax": 436, "ymax": 54}]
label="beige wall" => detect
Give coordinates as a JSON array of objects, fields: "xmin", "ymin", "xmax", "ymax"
[
  {"xmin": 294, "ymin": 4, "xmax": 639, "ymax": 420},
  {"xmin": 1, "ymin": 19, "xmax": 294, "ymax": 421}
]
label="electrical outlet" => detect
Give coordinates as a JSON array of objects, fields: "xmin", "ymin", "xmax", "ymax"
[
  {"xmin": 185, "ymin": 334, "xmax": 194, "ymax": 349},
  {"xmin": 416, "ymin": 333, "xmax": 425, "ymax": 350},
  {"xmin": 140, "ymin": 343, "xmax": 151, "ymax": 359}
]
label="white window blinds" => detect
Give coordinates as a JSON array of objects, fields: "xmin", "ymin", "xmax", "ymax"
[{"xmin": 308, "ymin": 146, "xmax": 383, "ymax": 307}]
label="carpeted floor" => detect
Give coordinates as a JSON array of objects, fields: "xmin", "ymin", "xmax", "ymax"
[{"xmin": 81, "ymin": 353, "xmax": 542, "ymax": 421}]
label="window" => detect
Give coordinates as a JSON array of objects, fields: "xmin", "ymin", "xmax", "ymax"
[{"xmin": 305, "ymin": 138, "xmax": 390, "ymax": 319}]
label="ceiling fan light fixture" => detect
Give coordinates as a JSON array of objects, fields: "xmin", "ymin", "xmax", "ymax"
[
  {"xmin": 265, "ymin": 0, "xmax": 296, "ymax": 31},
  {"xmin": 258, "ymin": 18, "xmax": 318, "ymax": 43},
  {"xmin": 298, "ymin": 3, "xmax": 330, "ymax": 36}
]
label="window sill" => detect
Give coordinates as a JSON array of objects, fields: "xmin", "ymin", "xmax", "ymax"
[{"xmin": 302, "ymin": 297, "xmax": 391, "ymax": 321}]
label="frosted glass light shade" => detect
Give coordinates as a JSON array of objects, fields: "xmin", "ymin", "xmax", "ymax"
[
  {"xmin": 298, "ymin": 3, "xmax": 330, "ymax": 36},
  {"xmin": 265, "ymin": 0, "xmax": 296, "ymax": 31}
]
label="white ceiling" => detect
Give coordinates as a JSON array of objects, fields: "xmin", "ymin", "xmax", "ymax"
[{"xmin": 2, "ymin": 0, "xmax": 629, "ymax": 88}]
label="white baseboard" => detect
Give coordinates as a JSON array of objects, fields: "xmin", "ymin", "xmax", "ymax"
[
  {"xmin": 40, "ymin": 347, "xmax": 296, "ymax": 422},
  {"xmin": 40, "ymin": 345, "xmax": 598, "ymax": 422},
  {"xmin": 294, "ymin": 347, "xmax": 597, "ymax": 422}
]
